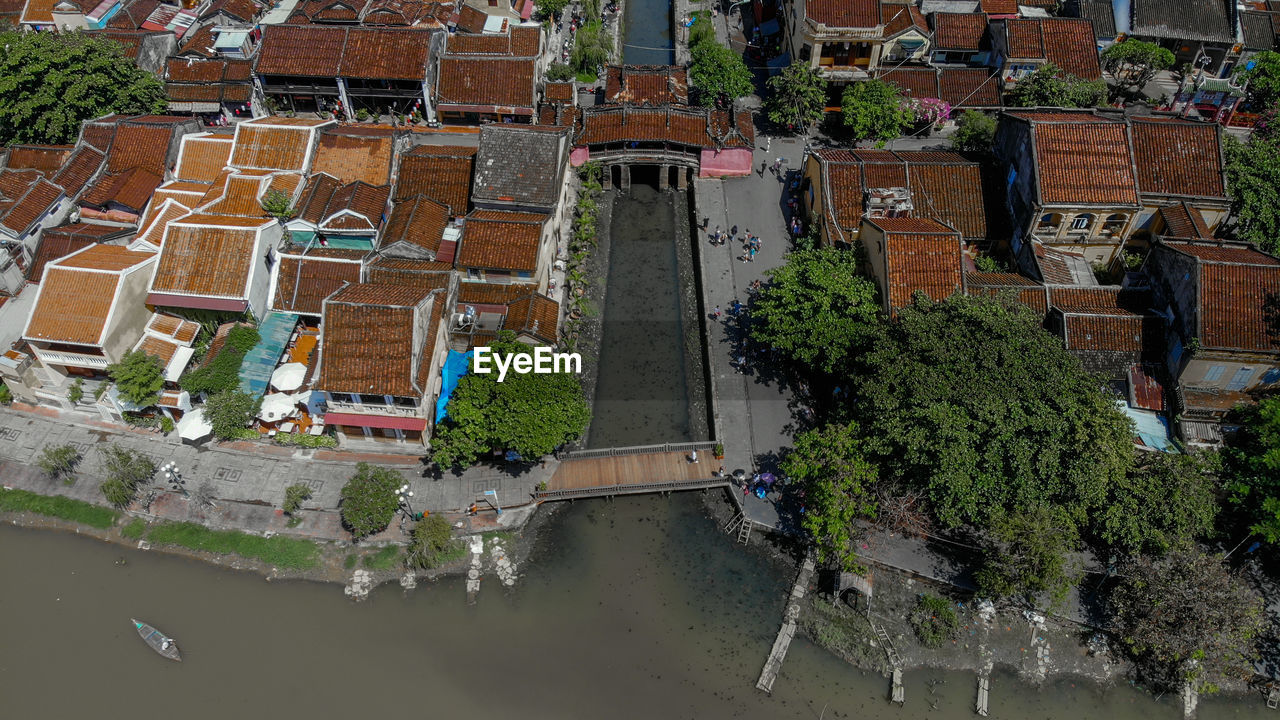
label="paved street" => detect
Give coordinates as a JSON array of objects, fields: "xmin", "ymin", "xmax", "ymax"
[{"xmin": 0, "ymin": 403, "xmax": 547, "ymax": 541}]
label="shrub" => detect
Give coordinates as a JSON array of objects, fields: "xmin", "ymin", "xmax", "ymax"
[
  {"xmin": 951, "ymin": 110, "xmax": 997, "ymax": 153},
  {"xmin": 339, "ymin": 463, "xmax": 401, "ymax": 540},
  {"xmin": 261, "ymin": 189, "xmax": 294, "ymax": 219},
  {"xmin": 273, "ymin": 432, "xmax": 338, "ymax": 448},
  {"xmin": 67, "ymin": 378, "xmax": 84, "ymax": 404},
  {"xmin": 147, "ymin": 521, "xmax": 320, "ymax": 569},
  {"xmin": 98, "ymin": 445, "xmax": 155, "ymax": 508},
  {"xmin": 204, "ymin": 390, "xmax": 261, "ymax": 440},
  {"xmin": 283, "ymin": 483, "xmax": 312, "ymax": 515},
  {"xmin": 910, "ymin": 594, "xmax": 960, "ymax": 648},
  {"xmin": 0, "ymin": 383, "xmax": 11, "ymax": 405},
  {"xmin": 107, "ymin": 350, "xmax": 164, "ymax": 407},
  {"xmin": 355, "ymin": 108, "xmax": 370, "ymax": 121},
  {"xmin": 406, "ymin": 514, "xmax": 461, "ymax": 569},
  {"xmin": 159, "ymin": 416, "xmax": 174, "ymax": 434},
  {"xmin": 547, "ymin": 63, "xmax": 576, "ymax": 81},
  {"xmin": 181, "ymin": 325, "xmax": 260, "ymax": 396},
  {"xmin": 36, "ymin": 444, "xmax": 81, "ymax": 482},
  {"xmin": 362, "ymin": 545, "xmax": 402, "ymax": 570},
  {"xmin": 120, "ymin": 517, "xmax": 147, "ymax": 539}
]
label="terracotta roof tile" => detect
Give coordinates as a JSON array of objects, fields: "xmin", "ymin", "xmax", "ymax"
[
  {"xmin": 1050, "ymin": 287, "xmax": 1161, "ymax": 352},
  {"xmin": 273, "ymin": 251, "xmax": 364, "ymax": 315},
  {"xmin": 318, "ymin": 282, "xmax": 435, "ymax": 397},
  {"xmin": 5, "ymin": 145, "xmax": 73, "ymax": 174},
  {"xmin": 147, "ymin": 313, "xmax": 200, "ymax": 343},
  {"xmin": 1, "ymin": 179, "xmax": 62, "ymax": 234},
  {"xmin": 938, "ymin": 67, "xmax": 1001, "ymax": 107},
  {"xmin": 199, "ymin": 173, "xmax": 273, "ymax": 217},
  {"xmin": 545, "ymin": 81, "xmax": 575, "ymax": 103},
  {"xmin": 504, "ymin": 292, "xmax": 558, "ymax": 342},
  {"xmin": 1129, "ymin": 117, "xmax": 1225, "ymax": 200},
  {"xmin": 455, "ymin": 3, "xmax": 488, "ymax": 32},
  {"xmin": 963, "ymin": 271, "xmax": 1049, "ymax": 314},
  {"xmin": 866, "ymin": 216, "xmax": 963, "ymax": 310},
  {"xmin": 107, "ymin": 0, "xmax": 160, "ymax": 28},
  {"xmin": 1030, "ymin": 119, "xmax": 1139, "ymax": 206},
  {"xmin": 1039, "ymin": 17, "xmax": 1102, "ymax": 80},
  {"xmin": 1159, "ymin": 240, "xmax": 1280, "ymax": 353},
  {"xmin": 25, "ymin": 245, "xmax": 155, "ymax": 346},
  {"xmin": 174, "ymin": 135, "xmax": 234, "ymax": 183},
  {"xmin": 310, "ymin": 128, "xmax": 395, "ymax": 186},
  {"xmin": 1157, "ymin": 203, "xmax": 1211, "ymax": 239},
  {"xmin": 136, "ymin": 199, "xmax": 193, "ymax": 248},
  {"xmin": 231, "ymin": 119, "xmax": 328, "ymax": 171},
  {"xmin": 436, "ymin": 56, "xmax": 536, "ymax": 109},
  {"xmin": 933, "ymin": 12, "xmax": 988, "ymax": 50},
  {"xmin": 199, "ymin": 0, "xmax": 262, "ymax": 22},
  {"xmin": 105, "ymin": 121, "xmax": 173, "ymax": 176},
  {"xmin": 366, "ymin": 256, "xmax": 453, "ymax": 288},
  {"xmin": 980, "ymin": 0, "xmax": 1018, "ymax": 14},
  {"xmin": 394, "ymin": 144, "xmax": 474, "ymax": 213},
  {"xmin": 457, "ymin": 282, "xmax": 532, "ymax": 305},
  {"xmin": 80, "ymin": 121, "xmax": 118, "ymax": 153},
  {"xmin": 1006, "ymin": 18, "xmax": 1044, "ymax": 57},
  {"xmin": 604, "ymin": 65, "xmax": 690, "ymax": 105},
  {"xmin": 28, "ymin": 223, "xmax": 129, "ymax": 283},
  {"xmin": 81, "ymin": 167, "xmax": 163, "ymax": 212},
  {"xmin": 876, "ymin": 67, "xmax": 938, "ymax": 98},
  {"xmin": 341, "ymin": 27, "xmax": 434, "ymax": 80},
  {"xmin": 575, "ymin": 105, "xmax": 753, "ymax": 148},
  {"xmin": 883, "ymin": 3, "xmax": 928, "ymax": 36},
  {"xmin": 255, "ymin": 25, "xmax": 345, "ymax": 77},
  {"xmin": 150, "ymin": 220, "xmax": 271, "ymax": 299},
  {"xmin": 806, "ymin": 0, "xmax": 880, "ymax": 27},
  {"xmin": 457, "ymin": 210, "xmax": 545, "ymax": 272}
]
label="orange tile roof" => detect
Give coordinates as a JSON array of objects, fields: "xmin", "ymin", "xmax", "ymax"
[
  {"xmin": 341, "ymin": 27, "xmax": 434, "ymax": 81},
  {"xmin": 1, "ymin": 179, "xmax": 62, "ymax": 234},
  {"xmin": 963, "ymin": 271, "xmax": 1049, "ymax": 314},
  {"xmin": 883, "ymin": 3, "xmax": 928, "ymax": 36},
  {"xmin": 273, "ymin": 250, "xmax": 364, "ymax": 315},
  {"xmin": 105, "ymin": 121, "xmax": 174, "ymax": 176},
  {"xmin": 394, "ymin": 144, "xmax": 474, "ymax": 213},
  {"xmin": 456, "ymin": 210, "xmax": 545, "ymax": 272},
  {"xmin": 504, "ymin": 292, "xmax": 559, "ymax": 342},
  {"xmin": 231, "ymin": 119, "xmax": 330, "ymax": 171},
  {"xmin": 575, "ymin": 105, "xmax": 754, "ymax": 148},
  {"xmin": 150, "ymin": 221, "xmax": 269, "ymax": 299},
  {"xmin": 933, "ymin": 12, "xmax": 988, "ymax": 50},
  {"xmin": 1129, "ymin": 117, "xmax": 1225, "ymax": 200},
  {"xmin": 366, "ymin": 256, "xmax": 453, "ymax": 288},
  {"xmin": 28, "ymin": 223, "xmax": 129, "ymax": 283},
  {"xmin": 318, "ymin": 282, "xmax": 435, "ymax": 397},
  {"xmin": 1029, "ymin": 119, "xmax": 1139, "ymax": 206},
  {"xmin": 806, "ymin": 0, "xmax": 880, "ymax": 27},
  {"xmin": 174, "ymin": 135, "xmax": 234, "ymax": 183},
  {"xmin": 382, "ymin": 195, "xmax": 450, "ymax": 256},
  {"xmin": 198, "ymin": 173, "xmax": 272, "ymax": 217},
  {"xmin": 938, "ymin": 67, "xmax": 1002, "ymax": 107},
  {"xmin": 436, "ymin": 56, "xmax": 536, "ymax": 110},
  {"xmin": 310, "ymin": 128, "xmax": 395, "ymax": 186},
  {"xmin": 147, "ymin": 313, "xmax": 200, "ymax": 343},
  {"xmin": 51, "ymin": 145, "xmax": 106, "ymax": 198},
  {"xmin": 136, "ymin": 199, "xmax": 193, "ymax": 247},
  {"xmin": 867, "ymin": 217, "xmax": 963, "ymax": 310},
  {"xmin": 604, "ymin": 65, "xmax": 690, "ymax": 105},
  {"xmin": 545, "ymin": 81, "xmax": 575, "ymax": 103},
  {"xmin": 25, "ymin": 245, "xmax": 155, "ymax": 346},
  {"xmin": 81, "ymin": 166, "xmax": 163, "ymax": 212},
  {"xmin": 1050, "ymin": 287, "xmax": 1161, "ymax": 352},
  {"xmin": 1162, "ymin": 241, "xmax": 1280, "ymax": 352},
  {"xmin": 254, "ymin": 24, "xmax": 345, "ymax": 77},
  {"xmin": 5, "ymin": 145, "xmax": 73, "ymax": 174},
  {"xmin": 1008, "ymin": 18, "xmax": 1101, "ymax": 80}
]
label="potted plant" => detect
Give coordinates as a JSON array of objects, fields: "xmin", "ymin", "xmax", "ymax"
[{"xmin": 713, "ymin": 443, "xmax": 724, "ymax": 459}]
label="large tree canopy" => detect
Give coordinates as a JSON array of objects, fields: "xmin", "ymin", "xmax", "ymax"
[
  {"xmin": 1235, "ymin": 50, "xmax": 1280, "ymax": 110},
  {"xmin": 689, "ymin": 40, "xmax": 754, "ymax": 105},
  {"xmin": 1006, "ymin": 64, "xmax": 1107, "ymax": 108},
  {"xmin": 431, "ymin": 335, "xmax": 590, "ymax": 468},
  {"xmin": 748, "ymin": 248, "xmax": 880, "ymax": 375},
  {"xmin": 1223, "ymin": 397, "xmax": 1280, "ymax": 542},
  {"xmin": 844, "ymin": 294, "xmax": 1135, "ymax": 529},
  {"xmin": 1224, "ymin": 130, "xmax": 1280, "ymax": 255},
  {"xmin": 781, "ymin": 422, "xmax": 879, "ymax": 570},
  {"xmin": 1101, "ymin": 39, "xmax": 1175, "ymax": 94},
  {"xmin": 1098, "ymin": 453, "xmax": 1219, "ymax": 555},
  {"xmin": 840, "ymin": 79, "xmax": 913, "ymax": 145},
  {"xmin": 0, "ymin": 30, "xmax": 167, "ymax": 145},
  {"xmin": 1109, "ymin": 551, "xmax": 1264, "ymax": 694},
  {"xmin": 765, "ymin": 63, "xmax": 828, "ymax": 134}
]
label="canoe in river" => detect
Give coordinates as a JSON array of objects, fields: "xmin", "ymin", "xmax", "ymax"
[{"xmin": 131, "ymin": 618, "xmax": 181, "ymax": 662}]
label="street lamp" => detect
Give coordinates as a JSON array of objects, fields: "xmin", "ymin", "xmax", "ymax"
[
  {"xmin": 396, "ymin": 483, "xmax": 418, "ymax": 520},
  {"xmin": 162, "ymin": 462, "xmax": 187, "ymax": 497}
]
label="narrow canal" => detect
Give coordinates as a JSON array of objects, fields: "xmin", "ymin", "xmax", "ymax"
[
  {"xmin": 620, "ymin": 0, "xmax": 674, "ymax": 64},
  {"xmin": 0, "ymin": 497, "xmax": 1264, "ymax": 719}
]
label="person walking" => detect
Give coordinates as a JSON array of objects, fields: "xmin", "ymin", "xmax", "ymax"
[{"xmin": 712, "ymin": 305, "xmax": 722, "ymax": 319}]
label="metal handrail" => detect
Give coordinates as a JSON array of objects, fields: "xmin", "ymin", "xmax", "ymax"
[
  {"xmin": 534, "ymin": 476, "xmax": 729, "ymax": 500},
  {"xmin": 560, "ymin": 440, "xmax": 719, "ymax": 460}
]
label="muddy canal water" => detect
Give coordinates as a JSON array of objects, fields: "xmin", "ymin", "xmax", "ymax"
[{"xmin": 0, "ymin": 494, "xmax": 1265, "ymax": 719}]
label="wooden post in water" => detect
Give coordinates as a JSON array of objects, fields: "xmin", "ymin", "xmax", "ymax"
[{"xmin": 975, "ymin": 673, "xmax": 990, "ymax": 716}]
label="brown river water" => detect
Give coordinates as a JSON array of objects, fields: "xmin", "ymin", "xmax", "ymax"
[{"xmin": 0, "ymin": 494, "xmax": 1268, "ymax": 719}]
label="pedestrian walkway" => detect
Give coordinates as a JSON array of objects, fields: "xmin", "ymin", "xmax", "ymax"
[{"xmin": 0, "ymin": 403, "xmax": 549, "ymax": 538}]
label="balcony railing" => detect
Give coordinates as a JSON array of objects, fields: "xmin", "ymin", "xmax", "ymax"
[
  {"xmin": 35, "ymin": 348, "xmax": 108, "ymax": 369},
  {"xmin": 325, "ymin": 399, "xmax": 422, "ymax": 417}
]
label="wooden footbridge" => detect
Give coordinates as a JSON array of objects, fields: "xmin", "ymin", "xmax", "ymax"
[{"xmin": 535, "ymin": 442, "xmax": 729, "ymax": 501}]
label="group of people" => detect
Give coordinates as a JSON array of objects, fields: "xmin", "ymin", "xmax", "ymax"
[{"xmin": 706, "ymin": 223, "xmax": 764, "ymax": 263}]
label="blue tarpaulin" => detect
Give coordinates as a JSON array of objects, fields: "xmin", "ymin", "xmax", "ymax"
[
  {"xmin": 435, "ymin": 349, "xmax": 473, "ymax": 423},
  {"xmin": 1117, "ymin": 400, "xmax": 1175, "ymax": 453}
]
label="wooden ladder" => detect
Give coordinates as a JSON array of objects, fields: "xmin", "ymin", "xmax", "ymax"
[
  {"xmin": 725, "ymin": 512, "xmax": 752, "ymax": 544},
  {"xmin": 870, "ymin": 616, "xmax": 904, "ymax": 670}
]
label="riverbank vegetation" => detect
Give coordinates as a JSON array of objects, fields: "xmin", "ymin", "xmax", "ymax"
[
  {"xmin": 339, "ymin": 463, "xmax": 401, "ymax": 541},
  {"xmin": 562, "ymin": 161, "xmax": 604, "ymax": 352},
  {"xmin": 0, "ymin": 487, "xmax": 119, "ymax": 528},
  {"xmin": 146, "ymin": 521, "xmax": 320, "ymax": 570},
  {"xmin": 754, "ymin": 248, "xmax": 1270, "ymax": 695}
]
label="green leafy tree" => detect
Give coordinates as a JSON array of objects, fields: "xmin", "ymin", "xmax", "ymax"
[
  {"xmin": 975, "ymin": 507, "xmax": 1081, "ymax": 607},
  {"xmin": 1098, "ymin": 453, "xmax": 1218, "ymax": 555},
  {"xmin": 98, "ymin": 444, "xmax": 156, "ymax": 508},
  {"xmin": 1108, "ymin": 550, "xmax": 1265, "ymax": 694},
  {"xmin": 1222, "ymin": 397, "xmax": 1280, "ymax": 541},
  {"xmin": 108, "ymin": 349, "xmax": 165, "ymax": 407},
  {"xmin": 181, "ymin": 325, "xmax": 260, "ymax": 396},
  {"xmin": 950, "ymin": 110, "xmax": 997, "ymax": 153},
  {"xmin": 339, "ymin": 462, "xmax": 401, "ymax": 540},
  {"xmin": 431, "ymin": 334, "xmax": 590, "ymax": 468},
  {"xmin": 406, "ymin": 514, "xmax": 460, "ymax": 569},
  {"xmin": 283, "ymin": 483, "xmax": 312, "ymax": 515},
  {"xmin": 1101, "ymin": 40, "xmax": 1175, "ymax": 94},
  {"xmin": 546, "ymin": 63, "xmax": 576, "ymax": 81},
  {"xmin": 67, "ymin": 378, "xmax": 84, "ymax": 404},
  {"xmin": 260, "ymin": 189, "xmax": 294, "ymax": 219},
  {"xmin": 570, "ymin": 21, "xmax": 612, "ymax": 77},
  {"xmin": 765, "ymin": 63, "xmax": 828, "ymax": 134},
  {"xmin": 1006, "ymin": 64, "xmax": 1107, "ymax": 108},
  {"xmin": 1234, "ymin": 50, "xmax": 1280, "ymax": 110},
  {"xmin": 203, "ymin": 389, "xmax": 261, "ymax": 440},
  {"xmin": 37, "ymin": 444, "xmax": 80, "ymax": 482},
  {"xmin": 846, "ymin": 294, "xmax": 1135, "ymax": 529},
  {"xmin": 536, "ymin": 0, "xmax": 569, "ymax": 19},
  {"xmin": 0, "ymin": 30, "xmax": 167, "ymax": 145},
  {"xmin": 748, "ymin": 248, "xmax": 881, "ymax": 375},
  {"xmin": 689, "ymin": 41, "xmax": 754, "ymax": 105},
  {"xmin": 1223, "ymin": 132, "xmax": 1280, "ymax": 255},
  {"xmin": 780, "ymin": 423, "xmax": 879, "ymax": 570},
  {"xmin": 839, "ymin": 79, "xmax": 913, "ymax": 146}
]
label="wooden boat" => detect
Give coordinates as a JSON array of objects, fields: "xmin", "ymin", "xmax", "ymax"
[{"xmin": 131, "ymin": 618, "xmax": 181, "ymax": 662}]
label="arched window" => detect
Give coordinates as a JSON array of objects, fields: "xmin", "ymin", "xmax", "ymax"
[
  {"xmin": 1103, "ymin": 213, "xmax": 1127, "ymax": 235},
  {"xmin": 1070, "ymin": 213, "xmax": 1095, "ymax": 231},
  {"xmin": 1037, "ymin": 213, "xmax": 1062, "ymax": 232}
]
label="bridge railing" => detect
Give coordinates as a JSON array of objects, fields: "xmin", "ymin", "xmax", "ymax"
[
  {"xmin": 534, "ymin": 476, "xmax": 730, "ymax": 501},
  {"xmin": 560, "ymin": 440, "xmax": 719, "ymax": 461}
]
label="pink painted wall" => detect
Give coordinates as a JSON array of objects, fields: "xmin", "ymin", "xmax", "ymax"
[{"xmin": 699, "ymin": 148, "xmax": 753, "ymax": 177}]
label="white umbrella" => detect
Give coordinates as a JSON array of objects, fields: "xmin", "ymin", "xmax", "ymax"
[
  {"xmin": 258, "ymin": 392, "xmax": 299, "ymax": 421},
  {"xmin": 176, "ymin": 408, "xmax": 213, "ymax": 443},
  {"xmin": 270, "ymin": 362, "xmax": 308, "ymax": 392}
]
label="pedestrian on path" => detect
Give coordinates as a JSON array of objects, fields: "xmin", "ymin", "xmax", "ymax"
[
  {"xmin": 759, "ymin": 160, "xmax": 766, "ymax": 177},
  {"xmin": 748, "ymin": 246, "xmax": 757, "ymax": 261},
  {"xmin": 689, "ymin": 449, "xmax": 699, "ymax": 464},
  {"xmin": 712, "ymin": 305, "xmax": 722, "ymax": 319}
]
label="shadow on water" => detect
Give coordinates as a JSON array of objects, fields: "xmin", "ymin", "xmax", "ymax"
[{"xmin": 621, "ymin": 0, "xmax": 674, "ymax": 65}]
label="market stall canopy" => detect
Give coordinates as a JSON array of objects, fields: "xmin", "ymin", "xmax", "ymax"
[
  {"xmin": 258, "ymin": 392, "xmax": 300, "ymax": 422},
  {"xmin": 176, "ymin": 408, "xmax": 213, "ymax": 443},
  {"xmin": 270, "ymin": 362, "xmax": 308, "ymax": 392}
]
